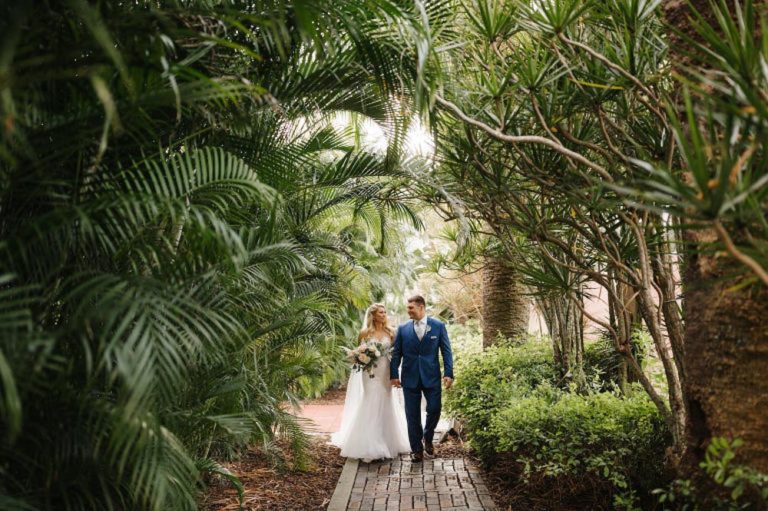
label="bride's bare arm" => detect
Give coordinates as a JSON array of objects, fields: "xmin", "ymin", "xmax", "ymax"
[{"xmin": 389, "ymin": 326, "xmax": 403, "ymax": 386}]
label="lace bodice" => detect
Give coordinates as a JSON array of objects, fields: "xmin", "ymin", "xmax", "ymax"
[{"xmin": 366, "ymin": 334, "xmax": 393, "ymax": 347}]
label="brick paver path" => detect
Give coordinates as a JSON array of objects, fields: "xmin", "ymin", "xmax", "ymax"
[{"xmin": 347, "ymin": 454, "xmax": 496, "ymax": 511}]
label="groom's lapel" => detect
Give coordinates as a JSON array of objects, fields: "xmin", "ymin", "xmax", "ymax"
[{"xmin": 425, "ymin": 318, "xmax": 437, "ymax": 342}]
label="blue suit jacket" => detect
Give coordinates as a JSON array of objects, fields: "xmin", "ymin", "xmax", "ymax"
[{"xmin": 390, "ymin": 317, "xmax": 454, "ymax": 389}]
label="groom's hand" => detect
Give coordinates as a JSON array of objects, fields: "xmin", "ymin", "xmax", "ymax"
[
  {"xmin": 390, "ymin": 378, "xmax": 401, "ymax": 388},
  {"xmin": 443, "ymin": 377, "xmax": 453, "ymax": 389}
]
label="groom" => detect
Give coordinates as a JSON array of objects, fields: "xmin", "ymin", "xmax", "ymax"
[{"xmin": 390, "ymin": 295, "xmax": 454, "ymax": 462}]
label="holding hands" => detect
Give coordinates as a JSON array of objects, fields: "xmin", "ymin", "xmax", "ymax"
[{"xmin": 390, "ymin": 377, "xmax": 452, "ymax": 389}]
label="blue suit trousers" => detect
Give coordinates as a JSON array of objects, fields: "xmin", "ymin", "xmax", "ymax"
[{"xmin": 402, "ymin": 383, "xmax": 441, "ymax": 453}]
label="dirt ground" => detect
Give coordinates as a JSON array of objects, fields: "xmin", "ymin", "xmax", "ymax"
[{"xmin": 202, "ymin": 438, "xmax": 344, "ymax": 511}]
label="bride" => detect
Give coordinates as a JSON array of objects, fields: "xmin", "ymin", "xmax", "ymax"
[{"xmin": 330, "ymin": 303, "xmax": 411, "ymax": 462}]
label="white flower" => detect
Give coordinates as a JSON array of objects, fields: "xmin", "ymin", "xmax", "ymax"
[{"xmin": 374, "ymin": 350, "xmax": 381, "ymax": 357}]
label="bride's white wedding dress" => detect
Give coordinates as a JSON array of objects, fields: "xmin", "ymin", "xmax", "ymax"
[{"xmin": 330, "ymin": 336, "xmax": 411, "ymax": 462}]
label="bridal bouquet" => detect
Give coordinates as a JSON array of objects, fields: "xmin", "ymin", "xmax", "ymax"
[{"xmin": 343, "ymin": 340, "xmax": 391, "ymax": 378}]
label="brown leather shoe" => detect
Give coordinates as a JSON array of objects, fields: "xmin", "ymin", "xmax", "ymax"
[
  {"xmin": 424, "ymin": 441, "xmax": 434, "ymax": 456},
  {"xmin": 410, "ymin": 451, "xmax": 423, "ymax": 462}
]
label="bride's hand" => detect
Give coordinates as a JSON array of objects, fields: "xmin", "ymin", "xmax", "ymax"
[{"xmin": 390, "ymin": 378, "xmax": 401, "ymax": 388}]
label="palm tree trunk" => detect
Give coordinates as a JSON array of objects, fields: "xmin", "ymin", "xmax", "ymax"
[
  {"xmin": 683, "ymin": 238, "xmax": 768, "ymax": 471},
  {"xmin": 481, "ymin": 255, "xmax": 529, "ymax": 347},
  {"xmin": 664, "ymin": 0, "xmax": 768, "ymax": 474}
]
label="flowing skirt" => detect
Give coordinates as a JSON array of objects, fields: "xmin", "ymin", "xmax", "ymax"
[{"xmin": 330, "ymin": 357, "xmax": 411, "ymax": 462}]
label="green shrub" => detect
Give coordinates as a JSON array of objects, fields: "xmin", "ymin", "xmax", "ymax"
[
  {"xmin": 444, "ymin": 341, "xmax": 558, "ymax": 457},
  {"xmin": 446, "ymin": 341, "xmax": 670, "ymax": 509},
  {"xmin": 584, "ymin": 329, "xmax": 652, "ymax": 390},
  {"xmin": 655, "ymin": 438, "xmax": 768, "ymax": 510},
  {"xmin": 492, "ymin": 388, "xmax": 669, "ymax": 503}
]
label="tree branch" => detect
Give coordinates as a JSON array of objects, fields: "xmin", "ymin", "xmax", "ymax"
[
  {"xmin": 435, "ymin": 95, "xmax": 612, "ymax": 180},
  {"xmin": 714, "ymin": 220, "xmax": 768, "ymax": 287}
]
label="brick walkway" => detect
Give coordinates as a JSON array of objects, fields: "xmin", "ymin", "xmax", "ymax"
[{"xmin": 346, "ymin": 454, "xmax": 496, "ymax": 511}]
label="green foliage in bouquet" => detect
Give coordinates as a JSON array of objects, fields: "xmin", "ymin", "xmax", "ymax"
[{"xmin": 344, "ymin": 340, "xmax": 392, "ymax": 378}]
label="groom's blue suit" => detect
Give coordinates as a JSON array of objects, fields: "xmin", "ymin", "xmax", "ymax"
[{"xmin": 390, "ymin": 317, "xmax": 454, "ymax": 454}]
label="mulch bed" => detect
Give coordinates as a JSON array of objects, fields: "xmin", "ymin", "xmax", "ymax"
[
  {"xmin": 436, "ymin": 433, "xmax": 471, "ymax": 459},
  {"xmin": 478, "ymin": 457, "xmax": 613, "ymax": 511},
  {"xmin": 202, "ymin": 438, "xmax": 345, "ymax": 511}
]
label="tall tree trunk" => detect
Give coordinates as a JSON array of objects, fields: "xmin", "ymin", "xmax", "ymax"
[
  {"xmin": 683, "ymin": 238, "xmax": 768, "ymax": 471},
  {"xmin": 664, "ymin": 0, "xmax": 768, "ymax": 474},
  {"xmin": 481, "ymin": 255, "xmax": 529, "ymax": 347},
  {"xmin": 615, "ymin": 279, "xmax": 640, "ymax": 389}
]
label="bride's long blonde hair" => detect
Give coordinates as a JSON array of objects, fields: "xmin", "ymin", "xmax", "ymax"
[{"xmin": 359, "ymin": 303, "xmax": 395, "ymax": 340}]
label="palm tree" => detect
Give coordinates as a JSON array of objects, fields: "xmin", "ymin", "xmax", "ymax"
[
  {"xmin": 0, "ymin": 1, "xmax": 427, "ymax": 509},
  {"xmin": 481, "ymin": 254, "xmax": 529, "ymax": 347},
  {"xmin": 662, "ymin": 0, "xmax": 768, "ymax": 476}
]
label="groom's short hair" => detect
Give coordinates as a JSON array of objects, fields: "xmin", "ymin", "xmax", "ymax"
[{"xmin": 407, "ymin": 295, "xmax": 426, "ymax": 307}]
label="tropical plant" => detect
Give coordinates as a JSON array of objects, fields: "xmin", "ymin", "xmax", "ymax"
[
  {"xmin": 415, "ymin": 0, "xmax": 768, "ymax": 477},
  {"xmin": 659, "ymin": 0, "xmax": 768, "ymax": 482},
  {"xmin": 421, "ymin": 0, "xmax": 687, "ymax": 453},
  {"xmin": 0, "ymin": 1, "xmax": 432, "ymax": 508}
]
